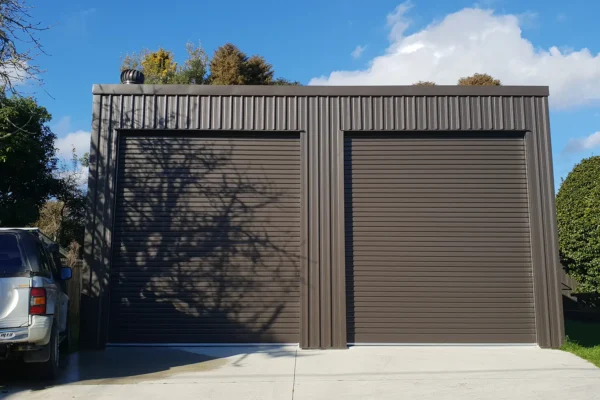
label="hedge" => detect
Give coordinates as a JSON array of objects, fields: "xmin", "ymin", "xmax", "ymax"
[{"xmin": 556, "ymin": 156, "xmax": 600, "ymax": 298}]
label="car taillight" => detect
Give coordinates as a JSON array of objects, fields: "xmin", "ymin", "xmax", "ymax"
[{"xmin": 30, "ymin": 288, "xmax": 46, "ymax": 315}]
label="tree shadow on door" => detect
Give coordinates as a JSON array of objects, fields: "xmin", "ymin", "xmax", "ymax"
[{"xmin": 107, "ymin": 131, "xmax": 302, "ymax": 344}]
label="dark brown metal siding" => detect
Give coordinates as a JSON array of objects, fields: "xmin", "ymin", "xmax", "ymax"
[
  {"xmin": 109, "ymin": 133, "xmax": 301, "ymax": 343},
  {"xmin": 83, "ymin": 86, "xmax": 563, "ymax": 349},
  {"xmin": 345, "ymin": 132, "xmax": 536, "ymax": 343}
]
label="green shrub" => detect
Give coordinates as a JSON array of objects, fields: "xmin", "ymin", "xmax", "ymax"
[{"xmin": 556, "ymin": 156, "xmax": 600, "ymax": 297}]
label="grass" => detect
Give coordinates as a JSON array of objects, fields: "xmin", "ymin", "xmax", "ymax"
[{"xmin": 561, "ymin": 319, "xmax": 600, "ymax": 368}]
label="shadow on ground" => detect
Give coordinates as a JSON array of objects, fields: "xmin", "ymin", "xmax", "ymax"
[
  {"xmin": 0, "ymin": 345, "xmax": 299, "ymax": 393},
  {"xmin": 565, "ymin": 319, "xmax": 600, "ymax": 348}
]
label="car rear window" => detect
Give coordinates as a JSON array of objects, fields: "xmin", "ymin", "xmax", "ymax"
[{"xmin": 0, "ymin": 234, "xmax": 24, "ymax": 272}]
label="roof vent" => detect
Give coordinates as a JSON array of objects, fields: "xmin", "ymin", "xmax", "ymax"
[{"xmin": 120, "ymin": 69, "xmax": 145, "ymax": 84}]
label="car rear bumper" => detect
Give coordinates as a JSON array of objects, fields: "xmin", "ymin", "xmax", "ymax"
[{"xmin": 0, "ymin": 316, "xmax": 53, "ymax": 346}]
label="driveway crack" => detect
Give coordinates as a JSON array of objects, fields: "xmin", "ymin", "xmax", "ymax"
[{"xmin": 291, "ymin": 346, "xmax": 298, "ymax": 400}]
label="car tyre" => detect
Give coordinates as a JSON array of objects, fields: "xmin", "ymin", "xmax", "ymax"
[
  {"xmin": 60, "ymin": 311, "xmax": 71, "ymax": 355},
  {"xmin": 38, "ymin": 323, "xmax": 60, "ymax": 380}
]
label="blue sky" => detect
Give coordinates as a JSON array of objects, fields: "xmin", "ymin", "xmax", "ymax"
[{"xmin": 29, "ymin": 0, "xmax": 600, "ymax": 189}]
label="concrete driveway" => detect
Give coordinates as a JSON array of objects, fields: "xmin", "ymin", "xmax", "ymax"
[{"xmin": 1, "ymin": 345, "xmax": 599, "ymax": 400}]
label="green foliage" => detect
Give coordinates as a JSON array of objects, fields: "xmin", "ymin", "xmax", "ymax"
[
  {"xmin": 121, "ymin": 42, "xmax": 209, "ymax": 84},
  {"xmin": 457, "ymin": 73, "xmax": 501, "ymax": 86},
  {"xmin": 562, "ymin": 340, "xmax": 600, "ymax": 368},
  {"xmin": 208, "ymin": 44, "xmax": 275, "ymax": 85},
  {"xmin": 556, "ymin": 156, "xmax": 600, "ymax": 295},
  {"xmin": 208, "ymin": 43, "xmax": 247, "ymax": 85},
  {"xmin": 562, "ymin": 320, "xmax": 600, "ymax": 368},
  {"xmin": 141, "ymin": 48, "xmax": 178, "ymax": 84},
  {"xmin": 0, "ymin": 94, "xmax": 57, "ymax": 226},
  {"xmin": 122, "ymin": 42, "xmax": 296, "ymax": 86},
  {"xmin": 272, "ymin": 78, "xmax": 301, "ymax": 86},
  {"xmin": 243, "ymin": 55, "xmax": 274, "ymax": 85},
  {"xmin": 175, "ymin": 42, "xmax": 209, "ymax": 84},
  {"xmin": 412, "ymin": 81, "xmax": 436, "ymax": 86},
  {"xmin": 120, "ymin": 51, "xmax": 142, "ymax": 72},
  {"xmin": 79, "ymin": 152, "xmax": 90, "ymax": 168}
]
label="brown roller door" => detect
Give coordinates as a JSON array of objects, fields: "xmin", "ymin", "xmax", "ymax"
[
  {"xmin": 345, "ymin": 132, "xmax": 536, "ymax": 344},
  {"xmin": 109, "ymin": 133, "xmax": 301, "ymax": 343}
]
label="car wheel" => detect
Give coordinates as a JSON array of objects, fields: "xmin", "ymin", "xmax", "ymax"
[
  {"xmin": 38, "ymin": 323, "xmax": 60, "ymax": 380},
  {"xmin": 60, "ymin": 312, "xmax": 71, "ymax": 355}
]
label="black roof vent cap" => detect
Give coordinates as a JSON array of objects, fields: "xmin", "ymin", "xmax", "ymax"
[{"xmin": 120, "ymin": 69, "xmax": 145, "ymax": 84}]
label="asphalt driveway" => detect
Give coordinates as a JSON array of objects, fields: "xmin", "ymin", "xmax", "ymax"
[{"xmin": 1, "ymin": 345, "xmax": 600, "ymax": 400}]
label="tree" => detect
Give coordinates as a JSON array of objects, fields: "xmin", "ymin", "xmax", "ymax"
[
  {"xmin": 243, "ymin": 55, "xmax": 274, "ymax": 85},
  {"xmin": 121, "ymin": 43, "xmax": 209, "ymax": 84},
  {"xmin": 0, "ymin": 94, "xmax": 56, "ymax": 226},
  {"xmin": 141, "ymin": 48, "xmax": 178, "ymax": 84},
  {"xmin": 412, "ymin": 81, "xmax": 436, "ymax": 86},
  {"xmin": 174, "ymin": 42, "xmax": 208, "ymax": 84},
  {"xmin": 0, "ymin": 0, "xmax": 49, "ymax": 94},
  {"xmin": 36, "ymin": 201, "xmax": 64, "ymax": 241},
  {"xmin": 122, "ymin": 48, "xmax": 179, "ymax": 84},
  {"xmin": 208, "ymin": 43, "xmax": 248, "ymax": 85},
  {"xmin": 209, "ymin": 44, "xmax": 276, "ymax": 85},
  {"xmin": 556, "ymin": 156, "xmax": 600, "ymax": 297},
  {"xmin": 458, "ymin": 73, "xmax": 501, "ymax": 86},
  {"xmin": 122, "ymin": 42, "xmax": 298, "ymax": 86},
  {"xmin": 272, "ymin": 78, "xmax": 301, "ymax": 86},
  {"xmin": 36, "ymin": 147, "xmax": 87, "ymax": 249}
]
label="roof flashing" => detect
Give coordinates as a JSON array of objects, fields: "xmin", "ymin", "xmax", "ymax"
[{"xmin": 92, "ymin": 84, "xmax": 550, "ymax": 97}]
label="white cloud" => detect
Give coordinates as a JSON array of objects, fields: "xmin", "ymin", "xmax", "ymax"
[
  {"xmin": 386, "ymin": 1, "xmax": 413, "ymax": 42},
  {"xmin": 55, "ymin": 130, "xmax": 91, "ymax": 160},
  {"xmin": 309, "ymin": 6, "xmax": 600, "ymax": 109},
  {"xmin": 563, "ymin": 132, "xmax": 600, "ymax": 154},
  {"xmin": 352, "ymin": 45, "xmax": 367, "ymax": 59},
  {"xmin": 55, "ymin": 130, "xmax": 91, "ymax": 188},
  {"xmin": 0, "ymin": 60, "xmax": 32, "ymax": 88}
]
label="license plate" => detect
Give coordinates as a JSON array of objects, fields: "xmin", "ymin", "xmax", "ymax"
[{"xmin": 0, "ymin": 332, "xmax": 15, "ymax": 340}]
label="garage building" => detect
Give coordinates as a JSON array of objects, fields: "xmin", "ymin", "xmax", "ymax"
[{"xmin": 82, "ymin": 83, "xmax": 564, "ymax": 349}]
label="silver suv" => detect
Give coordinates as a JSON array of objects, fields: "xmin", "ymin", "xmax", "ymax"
[{"xmin": 0, "ymin": 228, "xmax": 72, "ymax": 378}]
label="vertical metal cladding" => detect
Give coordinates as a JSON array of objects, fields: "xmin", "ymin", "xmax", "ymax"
[{"xmin": 84, "ymin": 85, "xmax": 563, "ymax": 349}]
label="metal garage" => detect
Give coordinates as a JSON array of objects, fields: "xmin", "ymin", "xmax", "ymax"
[{"xmin": 82, "ymin": 84, "xmax": 564, "ymax": 349}]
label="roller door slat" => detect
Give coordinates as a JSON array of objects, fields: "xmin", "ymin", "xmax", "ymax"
[
  {"xmin": 109, "ymin": 134, "xmax": 301, "ymax": 344},
  {"xmin": 345, "ymin": 133, "xmax": 534, "ymax": 344}
]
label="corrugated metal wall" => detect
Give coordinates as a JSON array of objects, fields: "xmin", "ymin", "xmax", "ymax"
[{"xmin": 82, "ymin": 85, "xmax": 563, "ymax": 349}]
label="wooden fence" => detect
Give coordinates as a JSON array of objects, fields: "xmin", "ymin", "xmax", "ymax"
[
  {"xmin": 560, "ymin": 267, "xmax": 600, "ymax": 322},
  {"xmin": 560, "ymin": 268, "xmax": 579, "ymax": 308}
]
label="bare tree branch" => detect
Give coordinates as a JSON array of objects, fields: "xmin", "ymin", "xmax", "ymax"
[
  {"xmin": 0, "ymin": 0, "xmax": 49, "ymax": 92},
  {"xmin": 0, "ymin": 1, "xmax": 50, "ymax": 139}
]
